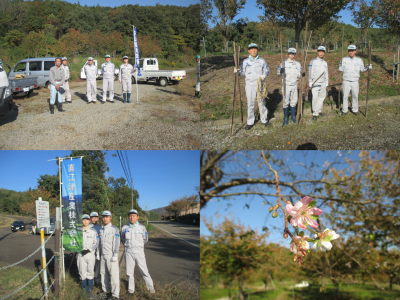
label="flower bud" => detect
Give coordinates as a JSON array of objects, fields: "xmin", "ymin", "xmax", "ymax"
[
  {"xmin": 268, "ymin": 206, "xmax": 274, "ymax": 213},
  {"xmin": 273, "ymin": 204, "xmax": 279, "ymax": 211},
  {"xmin": 272, "ymin": 211, "xmax": 278, "ymax": 218},
  {"xmin": 283, "ymin": 232, "xmax": 288, "ymax": 239}
]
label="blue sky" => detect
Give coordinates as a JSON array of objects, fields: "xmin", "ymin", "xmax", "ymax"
[
  {"xmin": 68, "ymin": 0, "xmax": 199, "ymax": 7},
  {"xmin": 0, "ymin": 150, "xmax": 199, "ymax": 211},
  {"xmin": 200, "ymin": 150, "xmax": 373, "ymax": 247}
]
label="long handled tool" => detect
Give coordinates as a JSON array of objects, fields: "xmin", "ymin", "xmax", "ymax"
[
  {"xmin": 230, "ymin": 43, "xmax": 243, "ymax": 136},
  {"xmin": 297, "ymin": 30, "xmax": 312, "ymax": 126},
  {"xmin": 231, "ymin": 42, "xmax": 237, "ymax": 136},
  {"xmin": 366, "ymin": 41, "xmax": 371, "ymax": 118},
  {"xmin": 280, "ymin": 34, "xmax": 286, "ymax": 127},
  {"xmin": 339, "ymin": 26, "xmax": 344, "ymax": 112}
]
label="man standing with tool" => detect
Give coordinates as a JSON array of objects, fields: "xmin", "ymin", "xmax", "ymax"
[
  {"xmin": 194, "ymin": 55, "xmax": 201, "ymax": 98},
  {"xmin": 84, "ymin": 57, "xmax": 98, "ymax": 104},
  {"xmin": 234, "ymin": 43, "xmax": 270, "ymax": 130},
  {"xmin": 277, "ymin": 48, "xmax": 304, "ymax": 125},
  {"xmin": 97, "ymin": 211, "xmax": 120, "ymax": 300},
  {"xmin": 120, "ymin": 209, "xmax": 155, "ymax": 295},
  {"xmin": 101, "ymin": 54, "xmax": 115, "ymax": 104},
  {"xmin": 339, "ymin": 45, "xmax": 372, "ymax": 116},
  {"xmin": 78, "ymin": 214, "xmax": 99, "ymax": 299},
  {"xmin": 309, "ymin": 46, "xmax": 329, "ymax": 121},
  {"xmin": 61, "ymin": 57, "xmax": 71, "ymax": 103},
  {"xmin": 119, "ymin": 56, "xmax": 136, "ymax": 103},
  {"xmin": 89, "ymin": 212, "xmax": 102, "ymax": 287}
]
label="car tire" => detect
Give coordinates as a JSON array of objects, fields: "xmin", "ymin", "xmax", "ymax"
[{"xmin": 158, "ymin": 77, "xmax": 168, "ymax": 87}]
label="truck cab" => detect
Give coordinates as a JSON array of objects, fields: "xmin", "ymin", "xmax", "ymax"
[
  {"xmin": 139, "ymin": 58, "xmax": 159, "ymax": 71},
  {"xmin": 0, "ymin": 61, "xmax": 13, "ymax": 117}
]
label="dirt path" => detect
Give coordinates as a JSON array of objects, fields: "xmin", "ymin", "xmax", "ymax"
[{"xmin": 0, "ymin": 71, "xmax": 199, "ymax": 150}]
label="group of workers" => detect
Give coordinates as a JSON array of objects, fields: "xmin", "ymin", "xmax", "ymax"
[
  {"xmin": 234, "ymin": 43, "xmax": 373, "ymax": 129},
  {"xmin": 77, "ymin": 209, "xmax": 155, "ymax": 299},
  {"xmin": 48, "ymin": 55, "xmax": 137, "ymax": 114}
]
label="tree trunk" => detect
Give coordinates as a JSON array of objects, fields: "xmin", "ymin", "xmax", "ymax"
[
  {"xmin": 390, "ymin": 275, "xmax": 393, "ymax": 290},
  {"xmin": 238, "ymin": 276, "xmax": 245, "ymax": 300}
]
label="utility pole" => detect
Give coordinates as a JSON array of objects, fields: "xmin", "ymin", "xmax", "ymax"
[{"xmin": 200, "ymin": 37, "xmax": 207, "ymax": 57}]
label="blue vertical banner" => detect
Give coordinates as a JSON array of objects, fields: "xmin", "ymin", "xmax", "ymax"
[
  {"xmin": 62, "ymin": 158, "xmax": 83, "ymax": 252},
  {"xmin": 133, "ymin": 26, "xmax": 141, "ymax": 76}
]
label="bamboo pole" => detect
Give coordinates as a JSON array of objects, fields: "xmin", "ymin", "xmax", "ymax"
[
  {"xmin": 231, "ymin": 42, "xmax": 238, "ymax": 136},
  {"xmin": 366, "ymin": 41, "xmax": 371, "ymax": 118},
  {"xmin": 237, "ymin": 46, "xmax": 243, "ymax": 127},
  {"xmin": 280, "ymin": 33, "xmax": 285, "ymax": 127}
]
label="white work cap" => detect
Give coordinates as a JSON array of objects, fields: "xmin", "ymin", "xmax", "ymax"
[
  {"xmin": 90, "ymin": 212, "xmax": 98, "ymax": 217},
  {"xmin": 82, "ymin": 214, "xmax": 90, "ymax": 219},
  {"xmin": 288, "ymin": 48, "xmax": 296, "ymax": 54},
  {"xmin": 123, "ymin": 56, "xmax": 129, "ymax": 59},
  {"xmin": 317, "ymin": 46, "xmax": 326, "ymax": 52},
  {"xmin": 62, "ymin": 57, "xmax": 67, "ymax": 61},
  {"xmin": 248, "ymin": 43, "xmax": 258, "ymax": 49},
  {"xmin": 105, "ymin": 54, "xmax": 111, "ymax": 58},
  {"xmin": 88, "ymin": 57, "xmax": 93, "ymax": 61},
  {"xmin": 128, "ymin": 209, "xmax": 138, "ymax": 215},
  {"xmin": 102, "ymin": 210, "xmax": 111, "ymax": 216},
  {"xmin": 348, "ymin": 45, "xmax": 357, "ymax": 50}
]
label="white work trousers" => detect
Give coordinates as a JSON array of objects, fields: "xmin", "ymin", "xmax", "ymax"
[
  {"xmin": 245, "ymin": 84, "xmax": 267, "ymax": 125},
  {"xmin": 64, "ymin": 81, "xmax": 71, "ymax": 102},
  {"xmin": 103, "ymin": 78, "xmax": 114, "ymax": 102},
  {"xmin": 196, "ymin": 74, "xmax": 200, "ymax": 92},
  {"xmin": 86, "ymin": 78, "xmax": 97, "ymax": 102},
  {"xmin": 50, "ymin": 83, "xmax": 63, "ymax": 105},
  {"xmin": 77, "ymin": 252, "xmax": 95, "ymax": 280},
  {"xmin": 122, "ymin": 78, "xmax": 132, "ymax": 93},
  {"xmin": 311, "ymin": 86, "xmax": 326, "ymax": 116},
  {"xmin": 100, "ymin": 254, "xmax": 119, "ymax": 298},
  {"xmin": 283, "ymin": 84, "xmax": 298, "ymax": 109},
  {"xmin": 125, "ymin": 251, "xmax": 155, "ymax": 293},
  {"xmin": 342, "ymin": 80, "xmax": 359, "ymax": 113}
]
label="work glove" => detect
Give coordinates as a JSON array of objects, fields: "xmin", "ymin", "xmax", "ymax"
[
  {"xmin": 81, "ymin": 250, "xmax": 90, "ymax": 256},
  {"xmin": 368, "ymin": 64, "xmax": 372, "ymax": 70},
  {"xmin": 302, "ymin": 72, "xmax": 306, "ymax": 77},
  {"xmin": 233, "ymin": 67, "xmax": 238, "ymax": 73},
  {"xmin": 260, "ymin": 75, "xmax": 266, "ymax": 81},
  {"xmin": 280, "ymin": 68, "xmax": 285, "ymax": 74},
  {"xmin": 309, "ymin": 82, "xmax": 313, "ymax": 88},
  {"xmin": 110, "ymin": 256, "xmax": 118, "ymax": 262},
  {"xmin": 96, "ymin": 254, "xmax": 100, "ymax": 260}
]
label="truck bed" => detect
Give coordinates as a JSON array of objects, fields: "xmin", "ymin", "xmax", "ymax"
[{"xmin": 9, "ymin": 77, "xmax": 38, "ymax": 94}]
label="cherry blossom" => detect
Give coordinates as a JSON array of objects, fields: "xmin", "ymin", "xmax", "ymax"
[
  {"xmin": 290, "ymin": 235, "xmax": 310, "ymax": 254},
  {"xmin": 286, "ymin": 196, "xmax": 323, "ymax": 229},
  {"xmin": 312, "ymin": 229, "xmax": 340, "ymax": 252}
]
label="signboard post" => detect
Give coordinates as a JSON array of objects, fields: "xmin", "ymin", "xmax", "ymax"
[{"xmin": 36, "ymin": 197, "xmax": 50, "ymax": 229}]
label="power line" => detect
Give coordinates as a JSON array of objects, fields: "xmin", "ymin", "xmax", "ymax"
[{"xmin": 117, "ymin": 150, "xmax": 131, "ymax": 189}]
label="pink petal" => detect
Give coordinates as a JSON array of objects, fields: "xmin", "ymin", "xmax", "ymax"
[
  {"xmin": 291, "ymin": 217, "xmax": 298, "ymax": 227},
  {"xmin": 301, "ymin": 196, "xmax": 313, "ymax": 206},
  {"xmin": 306, "ymin": 217, "xmax": 318, "ymax": 228},
  {"xmin": 297, "ymin": 218, "xmax": 307, "ymax": 229},
  {"xmin": 312, "ymin": 207, "xmax": 323, "ymax": 215},
  {"xmin": 286, "ymin": 203, "xmax": 294, "ymax": 214},
  {"xmin": 293, "ymin": 201, "xmax": 303, "ymax": 210}
]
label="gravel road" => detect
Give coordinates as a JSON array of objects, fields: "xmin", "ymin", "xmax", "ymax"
[{"xmin": 0, "ymin": 78, "xmax": 199, "ymax": 149}]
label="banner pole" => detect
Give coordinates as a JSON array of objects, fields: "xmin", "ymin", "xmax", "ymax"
[
  {"xmin": 58, "ymin": 157, "xmax": 65, "ymax": 285},
  {"xmin": 41, "ymin": 228, "xmax": 48, "ymax": 299},
  {"xmin": 132, "ymin": 24, "xmax": 140, "ymax": 103}
]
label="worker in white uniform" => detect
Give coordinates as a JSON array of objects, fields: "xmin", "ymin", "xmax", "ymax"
[
  {"xmin": 89, "ymin": 212, "xmax": 102, "ymax": 286},
  {"xmin": 234, "ymin": 43, "xmax": 270, "ymax": 129},
  {"xmin": 339, "ymin": 44, "xmax": 372, "ymax": 115},
  {"xmin": 84, "ymin": 57, "xmax": 98, "ymax": 104},
  {"xmin": 120, "ymin": 209, "xmax": 155, "ymax": 294},
  {"xmin": 119, "ymin": 56, "xmax": 136, "ymax": 103},
  {"xmin": 101, "ymin": 54, "xmax": 115, "ymax": 103},
  {"xmin": 77, "ymin": 214, "xmax": 99, "ymax": 299},
  {"xmin": 309, "ymin": 46, "xmax": 329, "ymax": 120},
  {"xmin": 61, "ymin": 57, "xmax": 72, "ymax": 103},
  {"xmin": 97, "ymin": 210, "xmax": 120, "ymax": 300},
  {"xmin": 48, "ymin": 57, "xmax": 65, "ymax": 114},
  {"xmin": 277, "ymin": 48, "xmax": 304, "ymax": 125},
  {"xmin": 194, "ymin": 55, "xmax": 200, "ymax": 98}
]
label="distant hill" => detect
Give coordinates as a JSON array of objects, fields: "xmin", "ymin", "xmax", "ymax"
[{"xmin": 149, "ymin": 206, "xmax": 167, "ymax": 215}]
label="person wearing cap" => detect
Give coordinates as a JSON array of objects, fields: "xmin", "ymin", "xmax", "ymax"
[
  {"xmin": 194, "ymin": 55, "xmax": 201, "ymax": 98},
  {"xmin": 119, "ymin": 56, "xmax": 136, "ymax": 103},
  {"xmin": 339, "ymin": 45, "xmax": 372, "ymax": 116},
  {"xmin": 84, "ymin": 57, "xmax": 98, "ymax": 103},
  {"xmin": 120, "ymin": 209, "xmax": 155, "ymax": 294},
  {"xmin": 61, "ymin": 57, "xmax": 72, "ymax": 103},
  {"xmin": 89, "ymin": 212, "xmax": 102, "ymax": 286},
  {"xmin": 97, "ymin": 210, "xmax": 120, "ymax": 300},
  {"xmin": 234, "ymin": 43, "xmax": 270, "ymax": 129},
  {"xmin": 101, "ymin": 54, "xmax": 115, "ymax": 103},
  {"xmin": 49, "ymin": 57, "xmax": 66, "ymax": 114},
  {"xmin": 277, "ymin": 48, "xmax": 304, "ymax": 125},
  {"xmin": 309, "ymin": 46, "xmax": 329, "ymax": 120},
  {"xmin": 31, "ymin": 218, "xmax": 37, "ymax": 235},
  {"xmin": 77, "ymin": 214, "xmax": 99, "ymax": 299}
]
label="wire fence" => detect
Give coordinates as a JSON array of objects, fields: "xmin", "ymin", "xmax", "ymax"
[{"xmin": 0, "ymin": 230, "xmax": 57, "ymax": 300}]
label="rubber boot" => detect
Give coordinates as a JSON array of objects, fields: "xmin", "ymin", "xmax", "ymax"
[
  {"xmin": 283, "ymin": 107, "xmax": 288, "ymax": 125},
  {"xmin": 290, "ymin": 106, "xmax": 297, "ymax": 124},
  {"xmin": 82, "ymin": 279, "xmax": 87, "ymax": 294},
  {"xmin": 49, "ymin": 104, "xmax": 54, "ymax": 114},
  {"xmin": 88, "ymin": 279, "xmax": 94, "ymax": 299},
  {"xmin": 123, "ymin": 93, "xmax": 126, "ymax": 103},
  {"xmin": 127, "ymin": 93, "xmax": 131, "ymax": 103},
  {"xmin": 58, "ymin": 102, "xmax": 65, "ymax": 112}
]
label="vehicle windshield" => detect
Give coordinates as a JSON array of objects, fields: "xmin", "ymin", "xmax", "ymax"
[{"xmin": 12, "ymin": 221, "xmax": 24, "ymax": 225}]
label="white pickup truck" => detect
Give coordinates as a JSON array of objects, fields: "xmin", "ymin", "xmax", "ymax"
[
  {"xmin": 133, "ymin": 58, "xmax": 186, "ymax": 86},
  {"xmin": 80, "ymin": 60, "xmax": 119, "ymax": 80}
]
